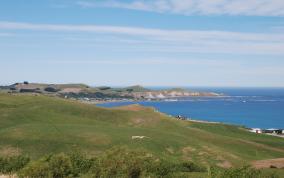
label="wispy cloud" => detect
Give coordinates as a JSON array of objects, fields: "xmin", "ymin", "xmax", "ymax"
[
  {"xmin": 271, "ymin": 25, "xmax": 284, "ymax": 32},
  {"xmin": 0, "ymin": 21, "xmax": 284, "ymax": 55},
  {"xmin": 77, "ymin": 0, "xmax": 284, "ymax": 16},
  {"xmin": 0, "ymin": 32, "xmax": 14, "ymax": 37},
  {"xmin": 1, "ymin": 21, "xmax": 283, "ymax": 41},
  {"xmin": 77, "ymin": 1, "xmax": 153, "ymax": 11},
  {"xmin": 41, "ymin": 58, "xmax": 237, "ymax": 67}
]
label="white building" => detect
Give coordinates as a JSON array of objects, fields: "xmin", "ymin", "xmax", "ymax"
[{"xmin": 250, "ymin": 128, "xmax": 262, "ymax": 134}]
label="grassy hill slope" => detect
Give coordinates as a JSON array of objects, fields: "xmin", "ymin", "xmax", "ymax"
[{"xmin": 0, "ymin": 93, "xmax": 283, "ymax": 168}]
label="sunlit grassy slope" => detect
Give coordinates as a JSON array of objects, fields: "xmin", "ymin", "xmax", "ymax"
[{"xmin": 0, "ymin": 93, "xmax": 283, "ymax": 167}]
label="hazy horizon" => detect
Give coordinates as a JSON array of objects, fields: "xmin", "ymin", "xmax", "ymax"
[
  {"xmin": 2, "ymin": 81, "xmax": 284, "ymax": 89},
  {"xmin": 1, "ymin": 1, "xmax": 284, "ymax": 87}
]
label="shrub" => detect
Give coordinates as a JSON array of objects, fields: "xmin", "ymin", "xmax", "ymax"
[
  {"xmin": 126, "ymin": 89, "xmax": 134, "ymax": 92},
  {"xmin": 19, "ymin": 159, "xmax": 51, "ymax": 178},
  {"xmin": 48, "ymin": 153, "xmax": 72, "ymax": 178},
  {"xmin": 3, "ymin": 149, "xmax": 277, "ymax": 178},
  {"xmin": 98, "ymin": 86, "xmax": 111, "ymax": 90},
  {"xmin": 177, "ymin": 161, "xmax": 206, "ymax": 172},
  {"xmin": 207, "ymin": 165, "xmax": 279, "ymax": 178},
  {"xmin": 68, "ymin": 152, "xmax": 95, "ymax": 177},
  {"xmin": 19, "ymin": 154, "xmax": 74, "ymax": 178},
  {"xmin": 88, "ymin": 147, "xmax": 205, "ymax": 178},
  {"xmin": 151, "ymin": 160, "xmax": 173, "ymax": 177},
  {"xmin": 44, "ymin": 87, "xmax": 59, "ymax": 93},
  {"xmin": 0, "ymin": 155, "xmax": 30, "ymax": 174},
  {"xmin": 89, "ymin": 147, "xmax": 158, "ymax": 177}
]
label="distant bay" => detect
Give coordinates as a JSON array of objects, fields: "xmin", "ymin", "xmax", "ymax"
[{"xmin": 97, "ymin": 88, "xmax": 284, "ymax": 129}]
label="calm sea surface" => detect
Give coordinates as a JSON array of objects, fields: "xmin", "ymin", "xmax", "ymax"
[{"xmin": 97, "ymin": 88, "xmax": 284, "ymax": 129}]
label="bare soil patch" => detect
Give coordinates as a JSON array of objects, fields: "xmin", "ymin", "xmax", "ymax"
[
  {"xmin": 0, "ymin": 175, "xmax": 17, "ymax": 178},
  {"xmin": 217, "ymin": 160, "xmax": 233, "ymax": 168},
  {"xmin": 61, "ymin": 88, "xmax": 82, "ymax": 93},
  {"xmin": 0, "ymin": 146, "xmax": 21, "ymax": 156},
  {"xmin": 252, "ymin": 158, "xmax": 284, "ymax": 169}
]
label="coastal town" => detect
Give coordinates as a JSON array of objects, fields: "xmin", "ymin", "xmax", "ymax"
[
  {"xmin": 250, "ymin": 128, "xmax": 284, "ymax": 138},
  {"xmin": 174, "ymin": 115, "xmax": 284, "ymax": 138}
]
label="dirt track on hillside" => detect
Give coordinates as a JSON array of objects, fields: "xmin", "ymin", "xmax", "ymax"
[{"xmin": 252, "ymin": 158, "xmax": 284, "ymax": 168}]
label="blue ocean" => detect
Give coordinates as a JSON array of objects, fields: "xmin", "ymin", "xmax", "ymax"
[{"xmin": 97, "ymin": 88, "xmax": 284, "ymax": 129}]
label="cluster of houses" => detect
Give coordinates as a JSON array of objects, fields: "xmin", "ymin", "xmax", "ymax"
[
  {"xmin": 250, "ymin": 128, "xmax": 284, "ymax": 135},
  {"xmin": 175, "ymin": 115, "xmax": 188, "ymax": 120}
]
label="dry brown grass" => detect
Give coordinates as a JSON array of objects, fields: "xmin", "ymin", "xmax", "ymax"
[
  {"xmin": 0, "ymin": 175, "xmax": 17, "ymax": 178},
  {"xmin": 77, "ymin": 132, "xmax": 111, "ymax": 145},
  {"xmin": 0, "ymin": 146, "xmax": 22, "ymax": 157},
  {"xmin": 114, "ymin": 104, "xmax": 145, "ymax": 111}
]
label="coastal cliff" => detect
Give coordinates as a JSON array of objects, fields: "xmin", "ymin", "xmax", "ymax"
[{"xmin": 123, "ymin": 89, "xmax": 220, "ymax": 99}]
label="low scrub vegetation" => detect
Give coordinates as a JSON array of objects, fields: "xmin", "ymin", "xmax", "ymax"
[
  {"xmin": 0, "ymin": 147, "xmax": 280, "ymax": 178},
  {"xmin": 208, "ymin": 166, "xmax": 281, "ymax": 178},
  {"xmin": 0, "ymin": 155, "xmax": 30, "ymax": 174},
  {"xmin": 17, "ymin": 147, "xmax": 205, "ymax": 178}
]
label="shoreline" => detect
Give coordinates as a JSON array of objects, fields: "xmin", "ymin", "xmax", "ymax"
[{"xmin": 77, "ymin": 97, "xmax": 284, "ymax": 137}]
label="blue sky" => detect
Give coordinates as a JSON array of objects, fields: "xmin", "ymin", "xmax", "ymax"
[{"xmin": 1, "ymin": 0, "xmax": 284, "ymax": 87}]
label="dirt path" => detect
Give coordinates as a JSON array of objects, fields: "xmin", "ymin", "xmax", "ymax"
[
  {"xmin": 189, "ymin": 119, "xmax": 219, "ymax": 124},
  {"xmin": 0, "ymin": 175, "xmax": 17, "ymax": 178},
  {"xmin": 252, "ymin": 158, "xmax": 284, "ymax": 169}
]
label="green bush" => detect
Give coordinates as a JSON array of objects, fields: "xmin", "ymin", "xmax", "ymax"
[
  {"xmin": 19, "ymin": 152, "xmax": 96, "ymax": 178},
  {"xmin": 48, "ymin": 153, "xmax": 73, "ymax": 178},
  {"xmin": 207, "ymin": 165, "xmax": 279, "ymax": 178},
  {"xmin": 0, "ymin": 155, "xmax": 30, "ymax": 174},
  {"xmin": 19, "ymin": 159, "xmax": 51, "ymax": 178},
  {"xmin": 68, "ymin": 151, "xmax": 95, "ymax": 177},
  {"xmin": 3, "ymin": 148, "xmax": 280, "ymax": 178},
  {"xmin": 150, "ymin": 160, "xmax": 173, "ymax": 177},
  {"xmin": 0, "ymin": 148, "xmax": 208, "ymax": 177},
  {"xmin": 88, "ymin": 147, "xmax": 206, "ymax": 178},
  {"xmin": 176, "ymin": 161, "xmax": 206, "ymax": 173},
  {"xmin": 90, "ymin": 147, "xmax": 156, "ymax": 177},
  {"xmin": 19, "ymin": 154, "xmax": 74, "ymax": 178}
]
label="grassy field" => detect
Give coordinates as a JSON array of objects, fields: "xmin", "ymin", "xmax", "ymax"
[{"xmin": 0, "ymin": 93, "xmax": 283, "ymax": 170}]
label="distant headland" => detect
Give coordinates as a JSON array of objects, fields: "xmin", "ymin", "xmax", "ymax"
[{"xmin": 0, "ymin": 81, "xmax": 221, "ymax": 102}]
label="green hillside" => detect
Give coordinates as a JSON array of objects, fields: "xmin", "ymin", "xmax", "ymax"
[{"xmin": 0, "ymin": 93, "xmax": 283, "ymax": 171}]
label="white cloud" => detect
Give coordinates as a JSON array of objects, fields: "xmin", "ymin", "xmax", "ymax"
[
  {"xmin": 77, "ymin": 0, "xmax": 284, "ymax": 16},
  {"xmin": 0, "ymin": 21, "xmax": 284, "ymax": 55}
]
